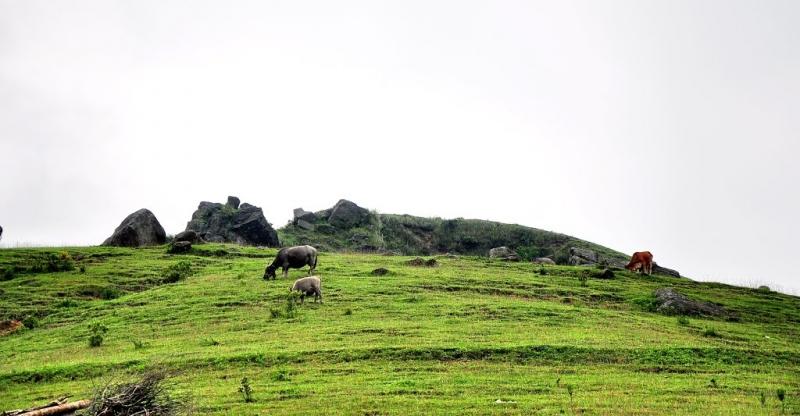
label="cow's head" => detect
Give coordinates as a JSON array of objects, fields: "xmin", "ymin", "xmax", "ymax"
[
  {"xmin": 263, "ymin": 264, "xmax": 277, "ymax": 280},
  {"xmin": 626, "ymin": 262, "xmax": 642, "ymax": 272}
]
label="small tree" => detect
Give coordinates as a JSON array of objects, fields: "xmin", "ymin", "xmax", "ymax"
[{"xmin": 238, "ymin": 377, "xmax": 254, "ymax": 403}]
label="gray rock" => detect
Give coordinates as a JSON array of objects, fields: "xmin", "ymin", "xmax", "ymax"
[
  {"xmin": 315, "ymin": 208, "xmax": 332, "ymax": 221},
  {"xmin": 174, "ymin": 230, "xmax": 202, "ymax": 244},
  {"xmin": 296, "ymin": 219, "xmax": 315, "ymax": 230},
  {"xmin": 226, "ymin": 196, "xmax": 240, "ymax": 209},
  {"xmin": 293, "ymin": 208, "xmax": 317, "ymax": 223},
  {"xmin": 596, "ymin": 269, "xmax": 615, "ymax": 279},
  {"xmin": 653, "ymin": 263, "xmax": 680, "ymax": 277},
  {"xmin": 168, "ymin": 240, "xmax": 192, "ymax": 253},
  {"xmin": 103, "ymin": 208, "xmax": 166, "ymax": 247},
  {"xmin": 489, "ymin": 246, "xmax": 519, "ymax": 261},
  {"xmin": 568, "ymin": 255, "xmax": 595, "ymax": 266},
  {"xmin": 653, "ymin": 288, "xmax": 726, "ymax": 317},
  {"xmin": 328, "ymin": 199, "xmax": 371, "ymax": 229},
  {"xmin": 185, "ymin": 199, "xmax": 279, "ymax": 246},
  {"xmin": 569, "ymin": 247, "xmax": 598, "ymax": 263},
  {"xmin": 532, "ymin": 257, "xmax": 556, "ymax": 265}
]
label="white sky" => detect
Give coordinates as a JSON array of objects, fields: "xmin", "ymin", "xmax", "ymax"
[{"xmin": 1, "ymin": 1, "xmax": 799, "ymax": 293}]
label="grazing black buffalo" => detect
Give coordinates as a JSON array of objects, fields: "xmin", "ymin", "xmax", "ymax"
[{"xmin": 264, "ymin": 245, "xmax": 318, "ymax": 279}]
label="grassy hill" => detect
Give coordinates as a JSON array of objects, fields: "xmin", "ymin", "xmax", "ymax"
[
  {"xmin": 1, "ymin": 245, "xmax": 798, "ymax": 415},
  {"xmin": 279, "ymin": 209, "xmax": 628, "ymax": 265}
]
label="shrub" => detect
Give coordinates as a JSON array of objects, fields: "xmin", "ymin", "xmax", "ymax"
[
  {"xmin": 702, "ymin": 328, "xmax": 720, "ymax": 338},
  {"xmin": 79, "ymin": 264, "xmax": 86, "ymax": 273},
  {"xmin": 1, "ymin": 267, "xmax": 15, "ymax": 281},
  {"xmin": 238, "ymin": 377, "xmax": 254, "ymax": 403},
  {"xmin": 163, "ymin": 261, "xmax": 193, "ymax": 283},
  {"xmin": 777, "ymin": 388, "xmax": 785, "ymax": 413},
  {"xmin": 760, "ymin": 391, "xmax": 767, "ymax": 407},
  {"xmin": 88, "ymin": 323, "xmax": 108, "ymax": 347},
  {"xmin": 47, "ymin": 252, "xmax": 75, "ymax": 272},
  {"xmin": 131, "ymin": 339, "xmax": 147, "ymax": 349},
  {"xmin": 272, "ymin": 293, "xmax": 301, "ymax": 319},
  {"xmin": 577, "ymin": 273, "xmax": 588, "ymax": 287},
  {"xmin": 343, "ymin": 308, "xmax": 353, "ymax": 316},
  {"xmin": 100, "ymin": 286, "xmax": 122, "ymax": 300},
  {"xmin": 677, "ymin": 316, "xmax": 690, "ymax": 326},
  {"xmin": 22, "ymin": 316, "xmax": 39, "ymax": 329},
  {"xmin": 272, "ymin": 369, "xmax": 291, "ymax": 382}
]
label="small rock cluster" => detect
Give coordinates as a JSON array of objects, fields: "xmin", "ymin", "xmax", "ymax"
[{"xmin": 488, "ymin": 246, "xmax": 519, "ymax": 261}]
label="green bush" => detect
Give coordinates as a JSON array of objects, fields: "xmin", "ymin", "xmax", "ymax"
[
  {"xmin": 163, "ymin": 261, "xmax": 193, "ymax": 283},
  {"xmin": 100, "ymin": 287, "xmax": 122, "ymax": 300},
  {"xmin": 88, "ymin": 323, "xmax": 108, "ymax": 347},
  {"xmin": 238, "ymin": 377, "xmax": 254, "ymax": 403},
  {"xmin": 22, "ymin": 316, "xmax": 39, "ymax": 329},
  {"xmin": 677, "ymin": 316, "xmax": 690, "ymax": 326},
  {"xmin": 0, "ymin": 267, "xmax": 15, "ymax": 281}
]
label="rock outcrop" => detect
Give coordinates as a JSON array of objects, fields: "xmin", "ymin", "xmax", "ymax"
[
  {"xmin": 532, "ymin": 257, "xmax": 556, "ymax": 265},
  {"xmin": 102, "ymin": 209, "xmax": 166, "ymax": 247},
  {"xmin": 174, "ymin": 230, "xmax": 202, "ymax": 244},
  {"xmin": 489, "ymin": 246, "xmax": 519, "ymax": 261},
  {"xmin": 293, "ymin": 208, "xmax": 317, "ymax": 224},
  {"xmin": 185, "ymin": 197, "xmax": 279, "ymax": 246},
  {"xmin": 653, "ymin": 288, "xmax": 726, "ymax": 317},
  {"xmin": 328, "ymin": 199, "xmax": 371, "ymax": 229},
  {"xmin": 653, "ymin": 263, "xmax": 680, "ymax": 277}
]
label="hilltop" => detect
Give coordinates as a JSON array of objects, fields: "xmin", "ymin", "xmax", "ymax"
[
  {"xmin": 279, "ymin": 199, "xmax": 629, "ymax": 264},
  {"xmin": 0, "ymin": 244, "xmax": 798, "ymax": 414}
]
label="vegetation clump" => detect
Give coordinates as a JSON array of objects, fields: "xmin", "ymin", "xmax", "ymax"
[
  {"xmin": 163, "ymin": 261, "xmax": 193, "ymax": 283},
  {"xmin": 238, "ymin": 377, "xmax": 254, "ymax": 403},
  {"xmin": 88, "ymin": 323, "xmax": 108, "ymax": 347}
]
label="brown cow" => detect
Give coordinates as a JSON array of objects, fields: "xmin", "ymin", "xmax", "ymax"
[{"xmin": 626, "ymin": 251, "xmax": 653, "ymax": 275}]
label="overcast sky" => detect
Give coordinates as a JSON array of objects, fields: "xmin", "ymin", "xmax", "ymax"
[{"xmin": 1, "ymin": 1, "xmax": 798, "ymax": 293}]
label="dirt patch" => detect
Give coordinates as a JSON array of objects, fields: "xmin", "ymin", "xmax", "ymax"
[{"xmin": 0, "ymin": 320, "xmax": 23, "ymax": 336}]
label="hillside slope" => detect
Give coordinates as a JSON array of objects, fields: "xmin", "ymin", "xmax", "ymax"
[
  {"xmin": 279, "ymin": 200, "xmax": 629, "ymax": 265},
  {"xmin": 1, "ymin": 245, "xmax": 798, "ymax": 414}
]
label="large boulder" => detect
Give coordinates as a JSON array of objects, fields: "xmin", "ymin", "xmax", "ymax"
[
  {"xmin": 296, "ymin": 219, "xmax": 315, "ymax": 230},
  {"xmin": 174, "ymin": 230, "xmax": 202, "ymax": 244},
  {"xmin": 293, "ymin": 208, "xmax": 317, "ymax": 224},
  {"xmin": 569, "ymin": 247, "xmax": 598, "ymax": 264},
  {"xmin": 103, "ymin": 208, "xmax": 166, "ymax": 247},
  {"xmin": 185, "ymin": 197, "xmax": 280, "ymax": 246},
  {"xmin": 489, "ymin": 246, "xmax": 519, "ymax": 261},
  {"xmin": 532, "ymin": 257, "xmax": 556, "ymax": 265},
  {"xmin": 328, "ymin": 199, "xmax": 371, "ymax": 229},
  {"xmin": 653, "ymin": 288, "xmax": 726, "ymax": 317}
]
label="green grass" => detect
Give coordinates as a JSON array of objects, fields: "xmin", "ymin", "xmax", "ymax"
[{"xmin": 1, "ymin": 244, "xmax": 798, "ymax": 414}]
